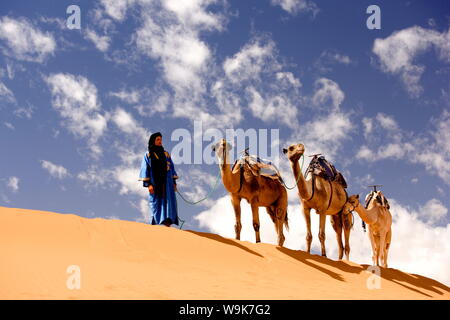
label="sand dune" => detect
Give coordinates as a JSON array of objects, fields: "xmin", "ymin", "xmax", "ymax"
[{"xmin": 0, "ymin": 206, "xmax": 448, "ymax": 300}]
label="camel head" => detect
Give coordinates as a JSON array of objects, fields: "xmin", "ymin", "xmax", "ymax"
[
  {"xmin": 282, "ymin": 143, "xmax": 305, "ymax": 162},
  {"xmin": 212, "ymin": 139, "xmax": 232, "ymax": 164},
  {"xmin": 343, "ymin": 194, "xmax": 360, "ymax": 215}
]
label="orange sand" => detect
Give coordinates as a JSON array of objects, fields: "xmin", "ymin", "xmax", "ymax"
[{"xmin": 0, "ymin": 206, "xmax": 448, "ymax": 300}]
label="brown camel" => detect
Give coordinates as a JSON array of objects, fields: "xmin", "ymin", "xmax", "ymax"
[
  {"xmin": 212, "ymin": 139, "xmax": 289, "ymax": 246},
  {"xmin": 343, "ymin": 192, "xmax": 392, "ymax": 267},
  {"xmin": 283, "ymin": 143, "xmax": 351, "ymax": 259}
]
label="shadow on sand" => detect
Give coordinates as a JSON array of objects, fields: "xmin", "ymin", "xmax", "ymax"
[
  {"xmin": 277, "ymin": 246, "xmax": 449, "ymax": 297},
  {"xmin": 361, "ymin": 264, "xmax": 450, "ymax": 298},
  {"xmin": 276, "ymin": 247, "xmax": 362, "ymax": 282},
  {"xmin": 186, "ymin": 230, "xmax": 449, "ymax": 297},
  {"xmin": 185, "ymin": 230, "xmax": 264, "ymax": 258}
]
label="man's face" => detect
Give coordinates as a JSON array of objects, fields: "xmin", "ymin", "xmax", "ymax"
[{"xmin": 155, "ymin": 136, "xmax": 162, "ymax": 146}]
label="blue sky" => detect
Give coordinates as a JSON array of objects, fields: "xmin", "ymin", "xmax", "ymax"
[{"xmin": 1, "ymin": 1, "xmax": 450, "ymax": 285}]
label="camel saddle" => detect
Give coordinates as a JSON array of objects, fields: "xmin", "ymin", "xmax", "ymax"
[
  {"xmin": 365, "ymin": 191, "xmax": 390, "ymax": 209},
  {"xmin": 231, "ymin": 155, "xmax": 284, "ymax": 182},
  {"xmin": 304, "ymin": 155, "xmax": 347, "ymax": 188}
]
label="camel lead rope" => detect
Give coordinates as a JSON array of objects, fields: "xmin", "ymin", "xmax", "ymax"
[
  {"xmin": 281, "ymin": 154, "xmax": 305, "ymax": 190},
  {"xmin": 178, "ymin": 218, "xmax": 185, "ymax": 230},
  {"xmin": 175, "ymin": 168, "xmax": 222, "ymax": 205}
]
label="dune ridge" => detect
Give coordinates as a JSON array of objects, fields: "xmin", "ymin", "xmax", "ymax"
[{"xmin": 0, "ymin": 206, "xmax": 448, "ymax": 300}]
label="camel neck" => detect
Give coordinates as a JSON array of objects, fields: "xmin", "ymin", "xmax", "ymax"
[
  {"xmin": 290, "ymin": 158, "xmax": 312, "ymax": 200},
  {"xmin": 219, "ymin": 150, "xmax": 240, "ymax": 193},
  {"xmin": 354, "ymin": 202, "xmax": 378, "ymax": 225}
]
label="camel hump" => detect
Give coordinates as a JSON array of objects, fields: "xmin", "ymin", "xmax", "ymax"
[
  {"xmin": 306, "ymin": 155, "xmax": 347, "ymax": 188},
  {"xmin": 239, "ymin": 155, "xmax": 284, "ymax": 183}
]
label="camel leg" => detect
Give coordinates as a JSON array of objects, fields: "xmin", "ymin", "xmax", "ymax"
[
  {"xmin": 372, "ymin": 234, "xmax": 381, "ymax": 267},
  {"xmin": 266, "ymin": 207, "xmax": 280, "ymax": 242},
  {"xmin": 275, "ymin": 207, "xmax": 286, "ymax": 247},
  {"xmin": 330, "ymin": 214, "xmax": 343, "ymax": 260},
  {"xmin": 379, "ymin": 231, "xmax": 387, "ymax": 268},
  {"xmin": 302, "ymin": 205, "xmax": 312, "ymax": 253},
  {"xmin": 343, "ymin": 213, "xmax": 352, "ymax": 261},
  {"xmin": 266, "ymin": 206, "xmax": 276, "ymax": 224},
  {"xmin": 385, "ymin": 229, "xmax": 392, "ymax": 268},
  {"xmin": 318, "ymin": 213, "xmax": 327, "ymax": 257},
  {"xmin": 231, "ymin": 195, "xmax": 242, "ymax": 240},
  {"xmin": 368, "ymin": 230, "xmax": 378, "ymax": 266},
  {"xmin": 251, "ymin": 202, "xmax": 261, "ymax": 243}
]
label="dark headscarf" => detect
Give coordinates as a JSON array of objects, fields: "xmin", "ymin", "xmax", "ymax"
[{"xmin": 148, "ymin": 132, "xmax": 167, "ymax": 197}]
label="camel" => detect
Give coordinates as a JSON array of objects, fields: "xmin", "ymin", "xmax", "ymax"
[
  {"xmin": 212, "ymin": 139, "xmax": 289, "ymax": 246},
  {"xmin": 343, "ymin": 192, "xmax": 392, "ymax": 268},
  {"xmin": 283, "ymin": 143, "xmax": 352, "ymax": 259}
]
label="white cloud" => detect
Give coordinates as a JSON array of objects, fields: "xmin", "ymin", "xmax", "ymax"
[
  {"xmin": 246, "ymin": 86, "xmax": 298, "ymax": 128},
  {"xmin": 101, "ymin": 2, "xmax": 303, "ymax": 130},
  {"xmin": 376, "ymin": 113, "xmax": 399, "ymax": 131},
  {"xmin": 0, "ymin": 16, "xmax": 55, "ymax": 63},
  {"xmin": 222, "ymin": 38, "xmax": 302, "ymax": 128},
  {"xmin": 223, "ymin": 39, "xmax": 279, "ymax": 83},
  {"xmin": 356, "ymin": 145, "xmax": 372, "ymax": 161},
  {"xmin": 373, "ymin": 26, "xmax": 450, "ymax": 97},
  {"xmin": 276, "ymin": 72, "xmax": 302, "ymax": 88},
  {"xmin": 100, "ymin": 0, "xmax": 135, "ymax": 22},
  {"xmin": 285, "ymin": 78, "xmax": 352, "ymax": 159},
  {"xmin": 362, "ymin": 117, "xmax": 373, "ymax": 138},
  {"xmin": 45, "ymin": 73, "xmax": 107, "ymax": 157},
  {"xmin": 131, "ymin": 0, "xmax": 239, "ymax": 129},
  {"xmin": 111, "ymin": 108, "xmax": 148, "ymax": 142},
  {"xmin": 419, "ymin": 198, "xmax": 448, "ymax": 225},
  {"xmin": 77, "ymin": 166, "xmax": 107, "ymax": 189},
  {"xmin": 312, "ymin": 78, "xmax": 345, "ymax": 110},
  {"xmin": 135, "ymin": 2, "xmax": 218, "ymax": 93},
  {"xmin": 0, "ymin": 81, "xmax": 15, "ymax": 103},
  {"xmin": 162, "ymin": 0, "xmax": 226, "ymax": 30},
  {"xmin": 195, "ymin": 195, "xmax": 450, "ymax": 286},
  {"xmin": 13, "ymin": 104, "xmax": 34, "ymax": 119},
  {"xmin": 85, "ymin": 29, "xmax": 111, "ymax": 52},
  {"xmin": 114, "ymin": 165, "xmax": 148, "ymax": 196},
  {"xmin": 315, "ymin": 50, "xmax": 352, "ymax": 73},
  {"xmin": 110, "ymin": 89, "xmax": 141, "ymax": 104},
  {"xmin": 270, "ymin": 0, "xmax": 319, "ymax": 16},
  {"xmin": 40, "ymin": 160, "xmax": 70, "ymax": 179},
  {"xmin": 3, "ymin": 122, "xmax": 15, "ymax": 130},
  {"xmin": 354, "ymin": 173, "xmax": 375, "ymax": 188},
  {"xmin": 357, "ymin": 110, "xmax": 450, "ymax": 184},
  {"xmin": 300, "ymin": 112, "xmax": 353, "ymax": 158},
  {"xmin": 388, "ymin": 199, "xmax": 450, "ymax": 286},
  {"xmin": 6, "ymin": 176, "xmax": 19, "ymax": 192}
]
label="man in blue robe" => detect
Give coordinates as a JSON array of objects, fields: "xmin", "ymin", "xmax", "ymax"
[{"xmin": 139, "ymin": 132, "xmax": 179, "ymax": 227}]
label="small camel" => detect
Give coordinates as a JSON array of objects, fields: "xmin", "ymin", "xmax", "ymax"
[
  {"xmin": 343, "ymin": 192, "xmax": 392, "ymax": 268},
  {"xmin": 212, "ymin": 139, "xmax": 289, "ymax": 246},
  {"xmin": 283, "ymin": 143, "xmax": 352, "ymax": 259}
]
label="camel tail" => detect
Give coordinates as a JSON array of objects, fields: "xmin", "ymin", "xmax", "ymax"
[{"xmin": 284, "ymin": 209, "xmax": 289, "ymax": 231}]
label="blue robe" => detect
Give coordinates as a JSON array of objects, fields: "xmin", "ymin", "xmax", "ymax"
[{"xmin": 139, "ymin": 151, "xmax": 179, "ymax": 225}]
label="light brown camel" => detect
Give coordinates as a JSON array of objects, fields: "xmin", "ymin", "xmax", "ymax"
[
  {"xmin": 343, "ymin": 192, "xmax": 392, "ymax": 267},
  {"xmin": 283, "ymin": 143, "xmax": 352, "ymax": 259},
  {"xmin": 212, "ymin": 139, "xmax": 289, "ymax": 246}
]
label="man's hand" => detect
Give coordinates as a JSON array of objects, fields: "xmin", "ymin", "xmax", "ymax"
[
  {"xmin": 148, "ymin": 185, "xmax": 154, "ymax": 194},
  {"xmin": 174, "ymin": 184, "xmax": 177, "ymax": 192}
]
